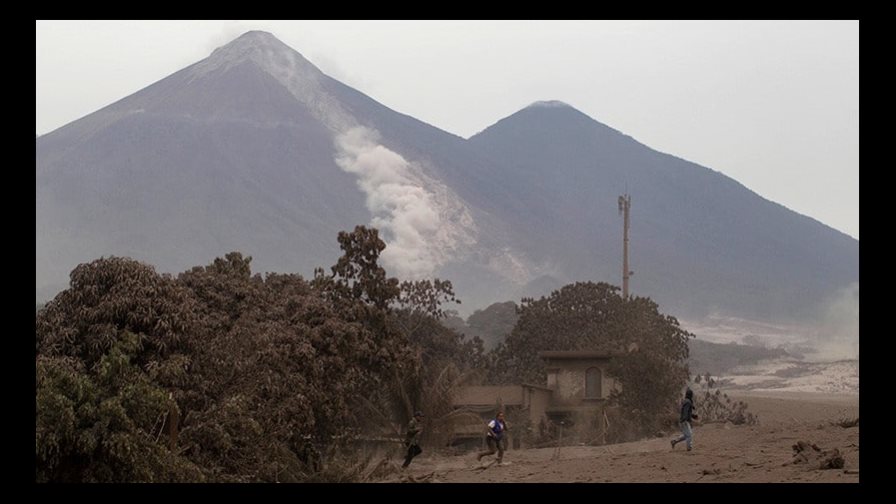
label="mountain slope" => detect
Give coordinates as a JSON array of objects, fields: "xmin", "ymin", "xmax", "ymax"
[
  {"xmin": 36, "ymin": 32, "xmax": 858, "ymax": 325},
  {"xmin": 465, "ymin": 101, "xmax": 858, "ymax": 319},
  {"xmin": 37, "ymin": 33, "xmax": 369, "ymax": 298}
]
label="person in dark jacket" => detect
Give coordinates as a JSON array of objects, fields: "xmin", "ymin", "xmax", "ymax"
[
  {"xmin": 671, "ymin": 388, "xmax": 698, "ymax": 451},
  {"xmin": 402, "ymin": 411, "xmax": 424, "ymax": 468},
  {"xmin": 476, "ymin": 411, "xmax": 508, "ymax": 463}
]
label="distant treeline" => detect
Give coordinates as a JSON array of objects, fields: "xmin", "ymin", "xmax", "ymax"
[{"xmin": 440, "ymin": 301, "xmax": 519, "ymax": 350}]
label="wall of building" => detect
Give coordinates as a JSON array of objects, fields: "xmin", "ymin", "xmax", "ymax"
[
  {"xmin": 524, "ymin": 386, "xmax": 552, "ymax": 424},
  {"xmin": 453, "ymin": 385, "xmax": 523, "ymax": 408},
  {"xmin": 544, "ymin": 358, "xmax": 616, "ymax": 406}
]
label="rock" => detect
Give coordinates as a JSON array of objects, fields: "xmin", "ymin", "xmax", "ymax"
[
  {"xmin": 819, "ymin": 449, "xmax": 844, "ymax": 470},
  {"xmin": 790, "ymin": 441, "xmax": 844, "ymax": 469}
]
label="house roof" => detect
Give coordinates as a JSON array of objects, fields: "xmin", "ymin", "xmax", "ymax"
[
  {"xmin": 452, "ymin": 385, "xmax": 523, "ymax": 406},
  {"xmin": 521, "ymin": 382, "xmax": 554, "ymax": 392}
]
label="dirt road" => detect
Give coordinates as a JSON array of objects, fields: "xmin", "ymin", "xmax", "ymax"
[{"xmin": 389, "ymin": 392, "xmax": 859, "ymax": 483}]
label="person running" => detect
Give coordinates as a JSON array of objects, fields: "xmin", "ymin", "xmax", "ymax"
[
  {"xmin": 402, "ymin": 411, "xmax": 424, "ymax": 468},
  {"xmin": 476, "ymin": 411, "xmax": 507, "ymax": 463},
  {"xmin": 671, "ymin": 388, "xmax": 698, "ymax": 451}
]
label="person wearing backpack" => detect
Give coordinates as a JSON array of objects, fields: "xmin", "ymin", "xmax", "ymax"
[
  {"xmin": 671, "ymin": 388, "xmax": 698, "ymax": 451},
  {"xmin": 476, "ymin": 411, "xmax": 508, "ymax": 464}
]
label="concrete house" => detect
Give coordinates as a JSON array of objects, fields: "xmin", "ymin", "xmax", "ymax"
[{"xmin": 451, "ymin": 351, "xmax": 619, "ymax": 448}]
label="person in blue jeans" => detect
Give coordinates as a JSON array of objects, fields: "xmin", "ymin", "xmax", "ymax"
[
  {"xmin": 477, "ymin": 411, "xmax": 507, "ymax": 463},
  {"xmin": 671, "ymin": 388, "xmax": 698, "ymax": 451}
]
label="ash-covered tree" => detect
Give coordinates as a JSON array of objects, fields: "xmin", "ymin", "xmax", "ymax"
[
  {"xmin": 36, "ymin": 245, "xmax": 416, "ymax": 482},
  {"xmin": 177, "ymin": 245, "xmax": 417, "ymax": 482},
  {"xmin": 318, "ymin": 226, "xmax": 483, "ymax": 374},
  {"xmin": 386, "ymin": 279, "xmax": 486, "ymax": 435},
  {"xmin": 324, "ymin": 225, "xmax": 400, "ymax": 310},
  {"xmin": 489, "ymin": 281, "xmax": 692, "ymax": 436},
  {"xmin": 36, "ymin": 334, "xmax": 203, "ymax": 482},
  {"xmin": 393, "ymin": 278, "xmax": 483, "ymax": 369},
  {"xmin": 489, "ymin": 282, "xmax": 626, "ymax": 384},
  {"xmin": 36, "ymin": 226, "xmax": 485, "ymax": 482},
  {"xmin": 605, "ymin": 297, "xmax": 693, "ymax": 433},
  {"xmin": 321, "ymin": 227, "xmax": 485, "ymax": 444},
  {"xmin": 35, "ymin": 257, "xmax": 203, "ymax": 482},
  {"xmin": 174, "ymin": 253, "xmax": 324, "ymax": 481}
]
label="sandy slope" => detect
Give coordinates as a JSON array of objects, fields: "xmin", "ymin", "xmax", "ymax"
[
  {"xmin": 389, "ymin": 392, "xmax": 859, "ymax": 483},
  {"xmin": 721, "ymin": 359, "xmax": 859, "ymax": 395}
]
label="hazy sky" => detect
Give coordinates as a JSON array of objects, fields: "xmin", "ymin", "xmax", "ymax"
[{"xmin": 36, "ymin": 20, "xmax": 859, "ymax": 240}]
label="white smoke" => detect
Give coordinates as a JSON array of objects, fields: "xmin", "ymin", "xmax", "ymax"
[
  {"xmin": 197, "ymin": 34, "xmax": 488, "ymax": 281},
  {"xmin": 334, "ymin": 126, "xmax": 475, "ymax": 279},
  {"xmin": 487, "ymin": 248, "xmax": 536, "ymax": 285},
  {"xmin": 809, "ymin": 282, "xmax": 859, "ymax": 361}
]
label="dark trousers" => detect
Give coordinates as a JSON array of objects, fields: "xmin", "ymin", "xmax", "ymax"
[
  {"xmin": 402, "ymin": 443, "xmax": 422, "ymax": 467},
  {"xmin": 477, "ymin": 436, "xmax": 506, "ymax": 462}
]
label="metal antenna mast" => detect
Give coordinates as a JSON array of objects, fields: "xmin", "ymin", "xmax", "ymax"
[{"xmin": 617, "ymin": 193, "xmax": 632, "ymax": 299}]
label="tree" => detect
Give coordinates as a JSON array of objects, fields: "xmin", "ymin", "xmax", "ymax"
[
  {"xmin": 327, "ymin": 225, "xmax": 400, "ymax": 309},
  {"xmin": 323, "ymin": 233, "xmax": 487, "ymax": 445},
  {"xmin": 36, "ymin": 335, "xmax": 203, "ymax": 482},
  {"xmin": 175, "ymin": 250, "xmax": 413, "ymax": 481},
  {"xmin": 35, "ymin": 257, "xmax": 203, "ymax": 481},
  {"xmin": 490, "ymin": 282, "xmax": 628, "ymax": 384},
  {"xmin": 36, "ymin": 256, "xmax": 200, "ymax": 373},
  {"xmin": 35, "ymin": 227, "xmax": 488, "ymax": 482}
]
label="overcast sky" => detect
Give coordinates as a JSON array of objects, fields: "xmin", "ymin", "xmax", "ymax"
[{"xmin": 36, "ymin": 20, "xmax": 859, "ymax": 240}]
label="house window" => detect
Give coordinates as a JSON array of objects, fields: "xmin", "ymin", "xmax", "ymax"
[
  {"xmin": 546, "ymin": 368, "xmax": 559, "ymax": 389},
  {"xmin": 585, "ymin": 367, "xmax": 602, "ymax": 398}
]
